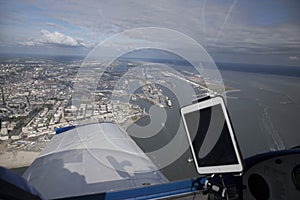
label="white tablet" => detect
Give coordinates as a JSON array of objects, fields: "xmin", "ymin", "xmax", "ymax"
[{"xmin": 181, "ymin": 96, "xmax": 243, "ymax": 174}]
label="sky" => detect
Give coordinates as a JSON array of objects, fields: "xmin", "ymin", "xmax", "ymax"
[{"xmin": 0, "ymin": 0, "xmax": 299, "ymax": 66}]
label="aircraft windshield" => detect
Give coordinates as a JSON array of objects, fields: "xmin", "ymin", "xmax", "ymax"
[{"xmin": 0, "ymin": 0, "xmax": 299, "ymax": 198}]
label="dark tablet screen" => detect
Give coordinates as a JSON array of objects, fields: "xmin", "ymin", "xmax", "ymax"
[{"xmin": 184, "ymin": 104, "xmax": 239, "ymax": 167}]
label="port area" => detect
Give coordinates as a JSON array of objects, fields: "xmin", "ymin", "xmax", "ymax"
[{"xmin": 140, "ymin": 83, "xmax": 172, "ymax": 108}]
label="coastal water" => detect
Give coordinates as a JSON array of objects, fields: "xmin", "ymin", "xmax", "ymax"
[
  {"xmin": 127, "ymin": 64, "xmax": 300, "ymax": 181},
  {"xmin": 127, "ymin": 86, "xmax": 199, "ymax": 180},
  {"xmin": 221, "ymin": 69, "xmax": 300, "ymax": 157}
]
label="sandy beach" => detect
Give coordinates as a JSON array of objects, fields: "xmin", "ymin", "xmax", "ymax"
[{"xmin": 0, "ymin": 151, "xmax": 40, "ymax": 169}]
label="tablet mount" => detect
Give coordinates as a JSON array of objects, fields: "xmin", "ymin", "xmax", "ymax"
[
  {"xmin": 185, "ymin": 95, "xmax": 244, "ymax": 199},
  {"xmin": 192, "ymin": 173, "xmax": 242, "ymax": 200}
]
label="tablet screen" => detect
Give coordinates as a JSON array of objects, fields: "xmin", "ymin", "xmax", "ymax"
[{"xmin": 181, "ymin": 97, "xmax": 243, "ymax": 174}]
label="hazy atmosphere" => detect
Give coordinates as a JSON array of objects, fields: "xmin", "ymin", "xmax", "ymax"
[{"xmin": 1, "ymin": 0, "xmax": 300, "ymax": 65}]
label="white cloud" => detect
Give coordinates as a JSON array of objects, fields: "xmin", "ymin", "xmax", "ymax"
[
  {"xmin": 45, "ymin": 22, "xmax": 63, "ymax": 29},
  {"xmin": 40, "ymin": 30, "xmax": 79, "ymax": 46},
  {"xmin": 21, "ymin": 30, "xmax": 95, "ymax": 48},
  {"xmin": 21, "ymin": 40, "xmax": 36, "ymax": 46},
  {"xmin": 289, "ymin": 56, "xmax": 298, "ymax": 60}
]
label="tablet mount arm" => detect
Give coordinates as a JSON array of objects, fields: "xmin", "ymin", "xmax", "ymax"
[{"xmin": 192, "ymin": 174, "xmax": 242, "ymax": 200}]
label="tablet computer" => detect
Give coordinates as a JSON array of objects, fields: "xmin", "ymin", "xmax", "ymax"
[{"xmin": 181, "ymin": 96, "xmax": 243, "ymax": 174}]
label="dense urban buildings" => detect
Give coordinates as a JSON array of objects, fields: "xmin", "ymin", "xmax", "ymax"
[{"xmin": 0, "ymin": 56, "xmax": 210, "ymax": 160}]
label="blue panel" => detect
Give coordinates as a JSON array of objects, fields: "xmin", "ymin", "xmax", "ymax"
[
  {"xmin": 56, "ymin": 126, "xmax": 75, "ymax": 134},
  {"xmin": 104, "ymin": 179, "xmax": 203, "ymax": 200},
  {"xmin": 245, "ymin": 149, "xmax": 300, "ymax": 171},
  {"xmin": 59, "ymin": 178, "xmax": 206, "ymax": 199}
]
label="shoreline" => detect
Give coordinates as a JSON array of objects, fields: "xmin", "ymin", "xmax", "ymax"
[{"xmin": 0, "ymin": 150, "xmax": 40, "ymax": 169}]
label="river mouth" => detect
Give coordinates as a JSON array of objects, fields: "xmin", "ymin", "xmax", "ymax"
[{"xmin": 127, "ymin": 85, "xmax": 199, "ymax": 181}]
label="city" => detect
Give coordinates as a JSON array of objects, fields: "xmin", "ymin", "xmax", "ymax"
[{"xmin": 0, "ymin": 55, "xmax": 213, "ymax": 168}]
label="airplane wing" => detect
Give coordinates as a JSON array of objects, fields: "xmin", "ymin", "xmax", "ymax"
[{"xmin": 22, "ymin": 123, "xmax": 168, "ymax": 199}]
